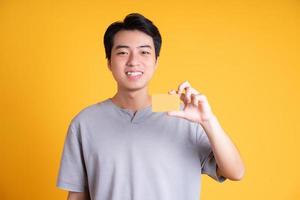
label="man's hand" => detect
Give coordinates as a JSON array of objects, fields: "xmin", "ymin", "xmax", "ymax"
[
  {"xmin": 167, "ymin": 80, "xmax": 215, "ymax": 125},
  {"xmin": 167, "ymin": 80, "xmax": 245, "ymax": 181}
]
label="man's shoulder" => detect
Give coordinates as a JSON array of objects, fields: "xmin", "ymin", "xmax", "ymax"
[{"xmin": 70, "ymin": 98, "xmax": 111, "ymax": 125}]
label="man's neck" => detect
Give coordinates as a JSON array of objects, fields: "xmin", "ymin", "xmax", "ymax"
[{"xmin": 111, "ymin": 88, "xmax": 151, "ymax": 112}]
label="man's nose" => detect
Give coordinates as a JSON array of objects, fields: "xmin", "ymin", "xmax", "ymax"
[{"xmin": 127, "ymin": 52, "xmax": 139, "ymax": 66}]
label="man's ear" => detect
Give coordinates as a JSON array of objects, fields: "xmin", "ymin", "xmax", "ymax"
[
  {"xmin": 154, "ymin": 58, "xmax": 159, "ymax": 69},
  {"xmin": 107, "ymin": 59, "xmax": 112, "ymax": 71}
]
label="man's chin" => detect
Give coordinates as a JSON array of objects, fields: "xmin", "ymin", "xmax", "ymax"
[
  {"xmin": 125, "ymin": 86, "xmax": 146, "ymax": 92},
  {"xmin": 122, "ymin": 83, "xmax": 147, "ymax": 92}
]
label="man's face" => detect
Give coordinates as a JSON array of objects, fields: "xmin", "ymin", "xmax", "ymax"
[{"xmin": 108, "ymin": 30, "xmax": 158, "ymax": 92}]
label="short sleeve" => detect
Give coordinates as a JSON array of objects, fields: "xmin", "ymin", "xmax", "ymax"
[
  {"xmin": 56, "ymin": 120, "xmax": 89, "ymax": 192},
  {"xmin": 196, "ymin": 123, "xmax": 226, "ymax": 183}
]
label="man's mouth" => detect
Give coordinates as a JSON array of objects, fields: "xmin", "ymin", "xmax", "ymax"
[{"xmin": 125, "ymin": 71, "xmax": 144, "ymax": 77}]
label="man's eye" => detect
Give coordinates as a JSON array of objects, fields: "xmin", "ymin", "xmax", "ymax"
[
  {"xmin": 141, "ymin": 51, "xmax": 150, "ymax": 55},
  {"xmin": 117, "ymin": 52, "xmax": 127, "ymax": 55}
]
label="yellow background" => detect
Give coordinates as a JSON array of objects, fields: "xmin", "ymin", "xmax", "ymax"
[{"xmin": 1, "ymin": 0, "xmax": 299, "ymax": 199}]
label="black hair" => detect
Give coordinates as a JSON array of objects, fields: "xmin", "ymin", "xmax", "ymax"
[{"xmin": 103, "ymin": 13, "xmax": 162, "ymax": 60}]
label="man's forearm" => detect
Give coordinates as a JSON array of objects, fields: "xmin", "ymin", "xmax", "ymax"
[
  {"xmin": 201, "ymin": 115, "xmax": 245, "ymax": 181},
  {"xmin": 67, "ymin": 191, "xmax": 90, "ymax": 200}
]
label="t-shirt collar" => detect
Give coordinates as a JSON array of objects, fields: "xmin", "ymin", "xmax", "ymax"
[{"xmin": 106, "ymin": 98, "xmax": 153, "ymax": 123}]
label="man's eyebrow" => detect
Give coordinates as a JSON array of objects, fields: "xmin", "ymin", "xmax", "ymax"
[
  {"xmin": 137, "ymin": 45, "xmax": 152, "ymax": 49},
  {"xmin": 114, "ymin": 45, "xmax": 129, "ymax": 50},
  {"xmin": 114, "ymin": 45, "xmax": 152, "ymax": 50}
]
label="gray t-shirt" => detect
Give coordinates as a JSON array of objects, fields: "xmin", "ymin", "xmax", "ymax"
[{"xmin": 56, "ymin": 98, "xmax": 226, "ymax": 200}]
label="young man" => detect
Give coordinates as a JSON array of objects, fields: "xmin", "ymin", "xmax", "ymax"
[{"xmin": 56, "ymin": 13, "xmax": 245, "ymax": 200}]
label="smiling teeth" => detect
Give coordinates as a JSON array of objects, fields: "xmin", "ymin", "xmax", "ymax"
[{"xmin": 126, "ymin": 72, "xmax": 143, "ymax": 76}]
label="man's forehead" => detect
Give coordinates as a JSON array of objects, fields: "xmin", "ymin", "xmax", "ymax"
[{"xmin": 113, "ymin": 30, "xmax": 154, "ymax": 49}]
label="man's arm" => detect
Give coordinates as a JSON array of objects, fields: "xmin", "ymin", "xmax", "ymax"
[
  {"xmin": 202, "ymin": 115, "xmax": 245, "ymax": 181},
  {"xmin": 67, "ymin": 191, "xmax": 90, "ymax": 200},
  {"xmin": 167, "ymin": 80, "xmax": 245, "ymax": 181}
]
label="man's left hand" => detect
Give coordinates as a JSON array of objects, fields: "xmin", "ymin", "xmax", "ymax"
[{"xmin": 167, "ymin": 80, "xmax": 215, "ymax": 125}]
